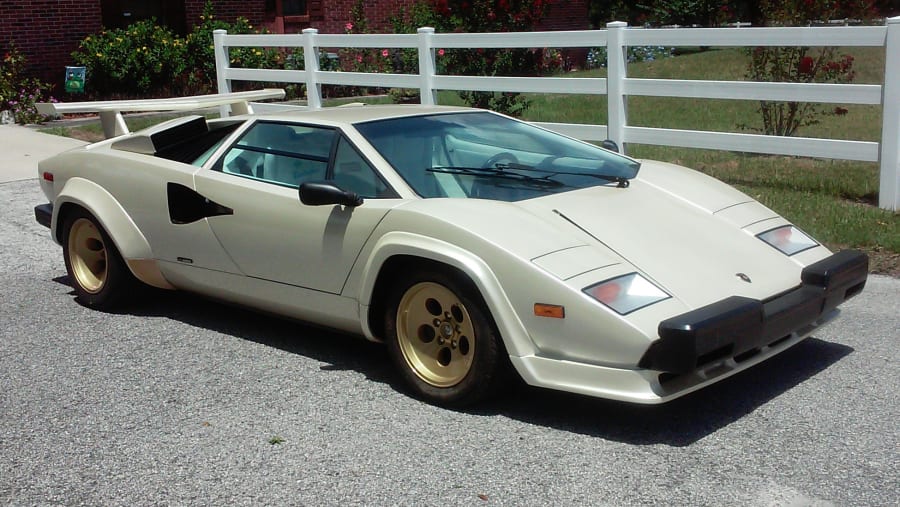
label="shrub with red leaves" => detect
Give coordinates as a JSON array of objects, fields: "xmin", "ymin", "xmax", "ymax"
[{"xmin": 742, "ymin": 0, "xmax": 875, "ymax": 137}]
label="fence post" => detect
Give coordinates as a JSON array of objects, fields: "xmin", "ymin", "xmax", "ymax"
[
  {"xmin": 606, "ymin": 21, "xmax": 628, "ymax": 154},
  {"xmin": 417, "ymin": 27, "xmax": 437, "ymax": 105},
  {"xmin": 213, "ymin": 29, "xmax": 231, "ymax": 117},
  {"xmin": 302, "ymin": 28, "xmax": 323, "ymax": 109},
  {"xmin": 880, "ymin": 16, "xmax": 900, "ymax": 211}
]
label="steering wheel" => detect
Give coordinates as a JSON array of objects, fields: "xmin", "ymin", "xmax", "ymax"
[{"xmin": 482, "ymin": 152, "xmax": 519, "ymax": 169}]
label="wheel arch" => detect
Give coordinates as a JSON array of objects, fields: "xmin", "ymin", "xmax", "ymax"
[
  {"xmin": 357, "ymin": 232, "xmax": 535, "ymax": 358},
  {"xmin": 52, "ymin": 177, "xmax": 172, "ymax": 289}
]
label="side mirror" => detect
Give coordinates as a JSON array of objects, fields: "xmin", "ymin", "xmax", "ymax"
[
  {"xmin": 601, "ymin": 139, "xmax": 619, "ymax": 153},
  {"xmin": 299, "ymin": 181, "xmax": 364, "ymax": 207}
]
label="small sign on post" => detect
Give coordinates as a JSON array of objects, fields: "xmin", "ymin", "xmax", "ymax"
[{"xmin": 64, "ymin": 66, "xmax": 86, "ymax": 94}]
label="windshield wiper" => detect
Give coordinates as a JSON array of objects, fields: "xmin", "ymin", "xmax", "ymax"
[
  {"xmin": 427, "ymin": 166, "xmax": 564, "ymax": 187},
  {"xmin": 496, "ymin": 162, "xmax": 630, "ymax": 188}
]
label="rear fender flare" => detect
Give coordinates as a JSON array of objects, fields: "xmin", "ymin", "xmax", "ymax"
[{"xmin": 356, "ymin": 231, "xmax": 535, "ymax": 357}]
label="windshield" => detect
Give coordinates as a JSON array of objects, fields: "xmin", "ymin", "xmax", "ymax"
[{"xmin": 354, "ymin": 111, "xmax": 640, "ymax": 201}]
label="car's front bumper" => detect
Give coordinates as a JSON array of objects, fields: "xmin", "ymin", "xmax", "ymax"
[
  {"xmin": 512, "ymin": 250, "xmax": 867, "ymax": 404},
  {"xmin": 35, "ymin": 203, "xmax": 53, "ymax": 229},
  {"xmin": 640, "ymin": 249, "xmax": 868, "ymax": 374}
]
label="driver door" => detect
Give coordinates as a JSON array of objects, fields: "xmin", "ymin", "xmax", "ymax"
[{"xmin": 194, "ymin": 120, "xmax": 399, "ymax": 294}]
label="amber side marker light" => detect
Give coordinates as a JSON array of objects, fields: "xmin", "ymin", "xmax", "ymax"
[
  {"xmin": 42, "ymin": 172, "xmax": 54, "ymax": 182},
  {"xmin": 534, "ymin": 303, "xmax": 565, "ymax": 319}
]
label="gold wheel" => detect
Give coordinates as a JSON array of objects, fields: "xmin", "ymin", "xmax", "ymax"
[
  {"xmin": 396, "ymin": 281, "xmax": 476, "ymax": 387},
  {"xmin": 67, "ymin": 217, "xmax": 108, "ymax": 294}
]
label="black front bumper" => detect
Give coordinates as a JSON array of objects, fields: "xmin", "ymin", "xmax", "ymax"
[
  {"xmin": 35, "ymin": 203, "xmax": 53, "ymax": 229},
  {"xmin": 640, "ymin": 250, "xmax": 869, "ymax": 374}
]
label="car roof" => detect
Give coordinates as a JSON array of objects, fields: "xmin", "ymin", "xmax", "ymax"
[{"xmin": 241, "ymin": 104, "xmax": 480, "ymax": 125}]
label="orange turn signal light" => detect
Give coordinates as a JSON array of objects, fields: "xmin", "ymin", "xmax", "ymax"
[{"xmin": 534, "ymin": 303, "xmax": 565, "ymax": 319}]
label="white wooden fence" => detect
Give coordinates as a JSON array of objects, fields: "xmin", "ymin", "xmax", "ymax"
[{"xmin": 213, "ymin": 18, "xmax": 900, "ymax": 210}]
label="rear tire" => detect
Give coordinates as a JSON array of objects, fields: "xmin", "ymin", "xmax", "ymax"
[
  {"xmin": 61, "ymin": 208, "xmax": 136, "ymax": 310},
  {"xmin": 384, "ymin": 269, "xmax": 509, "ymax": 407}
]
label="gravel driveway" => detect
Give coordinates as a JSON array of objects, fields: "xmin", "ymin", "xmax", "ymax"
[{"xmin": 2, "ymin": 179, "xmax": 897, "ymax": 506}]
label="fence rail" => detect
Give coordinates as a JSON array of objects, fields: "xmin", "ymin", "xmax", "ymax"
[{"xmin": 213, "ymin": 17, "xmax": 900, "ymax": 210}]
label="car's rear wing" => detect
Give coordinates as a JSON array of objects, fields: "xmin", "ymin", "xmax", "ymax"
[{"xmin": 36, "ymin": 89, "xmax": 286, "ymax": 139}]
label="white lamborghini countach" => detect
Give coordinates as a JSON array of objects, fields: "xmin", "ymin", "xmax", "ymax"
[{"xmin": 34, "ymin": 92, "xmax": 868, "ymax": 406}]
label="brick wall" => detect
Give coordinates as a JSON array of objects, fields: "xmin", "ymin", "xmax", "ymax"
[{"xmin": 1, "ymin": 0, "xmax": 104, "ymax": 86}]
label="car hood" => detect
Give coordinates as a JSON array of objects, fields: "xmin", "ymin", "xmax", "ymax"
[{"xmin": 518, "ymin": 169, "xmax": 804, "ymax": 308}]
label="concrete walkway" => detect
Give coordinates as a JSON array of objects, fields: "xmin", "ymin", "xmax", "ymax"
[{"xmin": 0, "ymin": 124, "xmax": 86, "ymax": 183}]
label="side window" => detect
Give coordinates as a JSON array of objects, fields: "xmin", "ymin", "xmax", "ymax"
[
  {"xmin": 220, "ymin": 122, "xmax": 334, "ymax": 187},
  {"xmin": 332, "ymin": 136, "xmax": 395, "ymax": 198}
]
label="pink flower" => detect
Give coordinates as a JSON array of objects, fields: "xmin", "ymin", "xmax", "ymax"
[
  {"xmin": 356, "ymin": 54, "xmax": 363, "ymax": 63},
  {"xmin": 437, "ymin": 49, "xmax": 445, "ymax": 56},
  {"xmin": 345, "ymin": 22, "xmax": 353, "ymax": 31},
  {"xmin": 382, "ymin": 49, "xmax": 389, "ymax": 57}
]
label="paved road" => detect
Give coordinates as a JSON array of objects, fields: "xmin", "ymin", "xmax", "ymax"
[{"xmin": 1, "ymin": 141, "xmax": 898, "ymax": 505}]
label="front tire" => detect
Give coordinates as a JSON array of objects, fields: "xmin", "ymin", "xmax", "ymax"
[
  {"xmin": 384, "ymin": 269, "xmax": 508, "ymax": 407},
  {"xmin": 61, "ymin": 208, "xmax": 136, "ymax": 310}
]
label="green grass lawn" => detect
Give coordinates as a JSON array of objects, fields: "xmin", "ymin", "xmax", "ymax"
[{"xmin": 41, "ymin": 46, "xmax": 898, "ymax": 273}]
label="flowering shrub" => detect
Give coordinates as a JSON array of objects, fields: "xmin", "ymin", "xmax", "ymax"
[
  {"xmin": 0, "ymin": 43, "xmax": 55, "ymax": 124},
  {"xmin": 745, "ymin": 47, "xmax": 856, "ymax": 136},
  {"xmin": 342, "ymin": 2, "xmax": 393, "ymax": 75},
  {"xmin": 434, "ymin": 0, "xmax": 548, "ymax": 31},
  {"xmin": 72, "ymin": 20, "xmax": 188, "ymax": 96},
  {"xmin": 342, "ymin": 1, "xmax": 454, "ymax": 99},
  {"xmin": 184, "ymin": 1, "xmax": 281, "ymax": 92},
  {"xmin": 437, "ymin": 0, "xmax": 558, "ymax": 115},
  {"xmin": 742, "ymin": 0, "xmax": 874, "ymax": 137},
  {"xmin": 389, "ymin": 0, "xmax": 558, "ymax": 116},
  {"xmin": 388, "ymin": 1, "xmax": 441, "ymax": 78},
  {"xmin": 72, "ymin": 1, "xmax": 279, "ymax": 97}
]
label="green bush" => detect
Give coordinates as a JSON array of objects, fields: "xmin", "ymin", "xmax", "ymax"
[
  {"xmin": 184, "ymin": 1, "xmax": 281, "ymax": 92},
  {"xmin": 0, "ymin": 43, "xmax": 54, "ymax": 124},
  {"xmin": 72, "ymin": 20, "xmax": 188, "ymax": 96},
  {"xmin": 389, "ymin": 0, "xmax": 560, "ymax": 116},
  {"xmin": 72, "ymin": 1, "xmax": 280, "ymax": 98},
  {"xmin": 389, "ymin": 2, "xmax": 440, "ymax": 75},
  {"xmin": 632, "ymin": 0, "xmax": 736, "ymax": 27}
]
